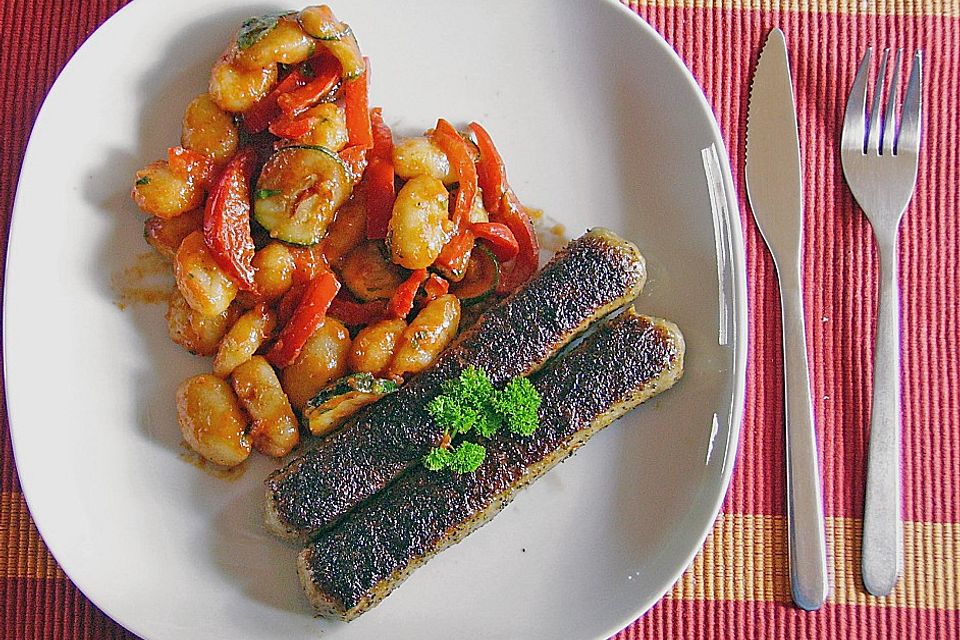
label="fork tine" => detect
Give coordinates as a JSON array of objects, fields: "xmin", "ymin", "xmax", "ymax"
[
  {"xmin": 867, "ymin": 49, "xmax": 889, "ymax": 154},
  {"xmin": 897, "ymin": 51, "xmax": 923, "ymax": 155},
  {"xmin": 843, "ymin": 48, "xmax": 872, "ymax": 153},
  {"xmin": 882, "ymin": 49, "xmax": 902, "ymax": 155}
]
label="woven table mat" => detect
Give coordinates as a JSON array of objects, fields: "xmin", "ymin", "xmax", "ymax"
[{"xmin": 1, "ymin": 1, "xmax": 957, "ymax": 638}]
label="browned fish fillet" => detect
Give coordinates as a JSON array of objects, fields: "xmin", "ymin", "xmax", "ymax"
[
  {"xmin": 298, "ymin": 309, "xmax": 684, "ymax": 619},
  {"xmin": 265, "ymin": 229, "xmax": 647, "ymax": 540}
]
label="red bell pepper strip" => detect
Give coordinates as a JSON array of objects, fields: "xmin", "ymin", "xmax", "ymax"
[
  {"xmin": 388, "ymin": 269, "xmax": 428, "ymax": 319},
  {"xmin": 363, "ymin": 108, "xmax": 396, "ymax": 239},
  {"xmin": 495, "ymin": 189, "xmax": 540, "ymax": 294},
  {"xmin": 434, "ymin": 229, "xmax": 475, "ymax": 278},
  {"xmin": 268, "ymin": 113, "xmax": 318, "ymax": 139},
  {"xmin": 327, "ymin": 295, "xmax": 387, "ymax": 326},
  {"xmin": 286, "ymin": 243, "xmax": 328, "ymax": 284},
  {"xmin": 243, "ymin": 66, "xmax": 311, "ymax": 133},
  {"xmin": 168, "ymin": 146, "xmax": 216, "ymax": 188},
  {"xmin": 277, "ymin": 55, "xmax": 342, "ymax": 117},
  {"xmin": 363, "ymin": 160, "xmax": 395, "ymax": 240},
  {"xmin": 470, "ymin": 221, "xmax": 519, "ymax": 262},
  {"xmin": 202, "ymin": 148, "xmax": 258, "ymax": 290},
  {"xmin": 267, "ymin": 270, "xmax": 341, "ymax": 367},
  {"xmin": 422, "ymin": 273, "xmax": 449, "ymax": 304},
  {"xmin": 370, "ymin": 108, "xmax": 393, "ymax": 163},
  {"xmin": 431, "ymin": 119, "xmax": 477, "ymax": 233},
  {"xmin": 468, "ymin": 122, "xmax": 508, "ymax": 212},
  {"xmin": 338, "ymin": 145, "xmax": 369, "ymax": 184},
  {"xmin": 344, "ymin": 60, "xmax": 373, "ymax": 149}
]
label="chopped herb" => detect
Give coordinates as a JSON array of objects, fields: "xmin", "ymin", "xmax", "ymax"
[
  {"xmin": 135, "ymin": 176, "xmax": 150, "ymax": 186},
  {"xmin": 493, "ymin": 376, "xmax": 541, "ymax": 436},
  {"xmin": 236, "ymin": 12, "xmax": 295, "ymax": 50},
  {"xmin": 255, "ymin": 188, "xmax": 283, "ymax": 200}
]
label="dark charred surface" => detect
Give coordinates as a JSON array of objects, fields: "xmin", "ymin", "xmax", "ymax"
[
  {"xmin": 302, "ymin": 311, "xmax": 683, "ymax": 616},
  {"xmin": 267, "ymin": 230, "xmax": 646, "ymax": 537}
]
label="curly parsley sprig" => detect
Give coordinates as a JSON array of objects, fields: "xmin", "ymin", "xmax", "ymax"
[{"xmin": 424, "ymin": 366, "xmax": 541, "ymax": 474}]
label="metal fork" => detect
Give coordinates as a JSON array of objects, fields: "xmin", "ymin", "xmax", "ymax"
[{"xmin": 841, "ymin": 48, "xmax": 923, "ymax": 597}]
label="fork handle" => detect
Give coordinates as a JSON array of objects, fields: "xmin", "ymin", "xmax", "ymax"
[
  {"xmin": 862, "ymin": 239, "xmax": 902, "ymax": 596},
  {"xmin": 779, "ymin": 261, "xmax": 829, "ymax": 611}
]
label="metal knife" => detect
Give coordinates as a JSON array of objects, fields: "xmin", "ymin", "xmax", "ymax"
[{"xmin": 744, "ymin": 27, "xmax": 829, "ymax": 611}]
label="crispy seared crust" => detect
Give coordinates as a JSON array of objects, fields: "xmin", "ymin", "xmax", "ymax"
[
  {"xmin": 298, "ymin": 310, "xmax": 684, "ymax": 620},
  {"xmin": 266, "ymin": 230, "xmax": 647, "ymax": 540}
]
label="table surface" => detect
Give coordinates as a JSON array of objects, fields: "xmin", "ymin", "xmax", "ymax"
[{"xmin": 1, "ymin": 1, "xmax": 958, "ymax": 638}]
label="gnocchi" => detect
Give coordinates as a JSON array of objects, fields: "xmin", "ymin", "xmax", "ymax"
[
  {"xmin": 387, "ymin": 175, "xmax": 452, "ymax": 270},
  {"xmin": 173, "ymin": 231, "xmax": 239, "ymax": 316},
  {"xmin": 231, "ymin": 356, "xmax": 299, "ymax": 457},
  {"xmin": 181, "ymin": 93, "xmax": 239, "ymax": 165},
  {"xmin": 388, "ymin": 294, "xmax": 461, "ymax": 379},
  {"xmin": 176, "ymin": 374, "xmax": 251, "ymax": 467},
  {"xmin": 348, "ymin": 318, "xmax": 406, "ymax": 376},
  {"xmin": 132, "ymin": 161, "xmax": 203, "ymax": 219},
  {"xmin": 282, "ymin": 317, "xmax": 352, "ymax": 409},
  {"xmin": 213, "ymin": 304, "xmax": 277, "ymax": 377}
]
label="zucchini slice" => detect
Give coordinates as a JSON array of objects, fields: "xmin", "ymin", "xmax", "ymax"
[
  {"xmin": 253, "ymin": 145, "xmax": 352, "ymax": 246},
  {"xmin": 303, "ymin": 373, "xmax": 399, "ymax": 436},
  {"xmin": 338, "ymin": 240, "xmax": 406, "ymax": 301},
  {"xmin": 450, "ymin": 245, "xmax": 500, "ymax": 305},
  {"xmin": 320, "ymin": 28, "xmax": 364, "ymax": 80}
]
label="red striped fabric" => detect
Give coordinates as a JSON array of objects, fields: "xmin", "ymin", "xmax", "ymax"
[{"xmin": 1, "ymin": 1, "xmax": 957, "ymax": 639}]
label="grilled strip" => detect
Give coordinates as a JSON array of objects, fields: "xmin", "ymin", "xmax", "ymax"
[
  {"xmin": 266, "ymin": 229, "xmax": 647, "ymax": 540},
  {"xmin": 298, "ymin": 309, "xmax": 684, "ymax": 619}
]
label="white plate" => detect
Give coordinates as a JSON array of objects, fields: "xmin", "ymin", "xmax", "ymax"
[{"xmin": 4, "ymin": 1, "xmax": 746, "ymax": 638}]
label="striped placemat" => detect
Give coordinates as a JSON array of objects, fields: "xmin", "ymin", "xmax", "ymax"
[{"xmin": 1, "ymin": 1, "xmax": 957, "ymax": 638}]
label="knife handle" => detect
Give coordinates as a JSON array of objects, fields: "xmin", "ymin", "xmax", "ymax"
[{"xmin": 778, "ymin": 261, "xmax": 829, "ymax": 610}]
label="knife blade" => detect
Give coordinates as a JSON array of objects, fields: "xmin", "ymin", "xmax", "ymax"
[{"xmin": 745, "ymin": 27, "xmax": 829, "ymax": 611}]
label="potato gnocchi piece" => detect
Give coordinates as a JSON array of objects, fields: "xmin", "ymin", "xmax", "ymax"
[
  {"xmin": 176, "ymin": 374, "xmax": 251, "ymax": 467},
  {"xmin": 209, "ymin": 50, "xmax": 278, "ymax": 113},
  {"xmin": 234, "ymin": 15, "xmax": 315, "ymax": 71},
  {"xmin": 348, "ymin": 318, "xmax": 406, "ymax": 376},
  {"xmin": 252, "ymin": 242, "xmax": 297, "ymax": 301},
  {"xmin": 181, "ymin": 93, "xmax": 239, "ymax": 165},
  {"xmin": 174, "ymin": 231, "xmax": 239, "ymax": 317},
  {"xmin": 144, "ymin": 209, "xmax": 203, "ymax": 261},
  {"xmin": 231, "ymin": 356, "xmax": 299, "ymax": 457},
  {"xmin": 213, "ymin": 304, "xmax": 277, "ymax": 378},
  {"xmin": 132, "ymin": 160, "xmax": 203, "ymax": 219},
  {"xmin": 392, "ymin": 137, "xmax": 455, "ymax": 184},
  {"xmin": 297, "ymin": 103, "xmax": 349, "ymax": 152},
  {"xmin": 388, "ymin": 294, "xmax": 460, "ymax": 379},
  {"xmin": 281, "ymin": 317, "xmax": 352, "ymax": 410},
  {"xmin": 387, "ymin": 175, "xmax": 452, "ymax": 270},
  {"xmin": 166, "ymin": 289, "xmax": 238, "ymax": 356}
]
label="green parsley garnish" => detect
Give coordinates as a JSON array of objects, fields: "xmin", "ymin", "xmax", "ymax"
[
  {"xmin": 423, "ymin": 366, "xmax": 541, "ymax": 474},
  {"xmin": 447, "ymin": 441, "xmax": 486, "ymax": 474},
  {"xmin": 135, "ymin": 176, "xmax": 150, "ymax": 186},
  {"xmin": 255, "ymin": 188, "xmax": 283, "ymax": 200},
  {"xmin": 423, "ymin": 446, "xmax": 453, "ymax": 471},
  {"xmin": 493, "ymin": 377, "xmax": 541, "ymax": 436}
]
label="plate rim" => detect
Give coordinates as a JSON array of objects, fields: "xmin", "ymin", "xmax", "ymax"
[{"xmin": 2, "ymin": 1, "xmax": 749, "ymax": 638}]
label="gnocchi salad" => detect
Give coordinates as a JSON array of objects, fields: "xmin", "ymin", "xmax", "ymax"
[{"xmin": 131, "ymin": 5, "xmax": 541, "ymax": 468}]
